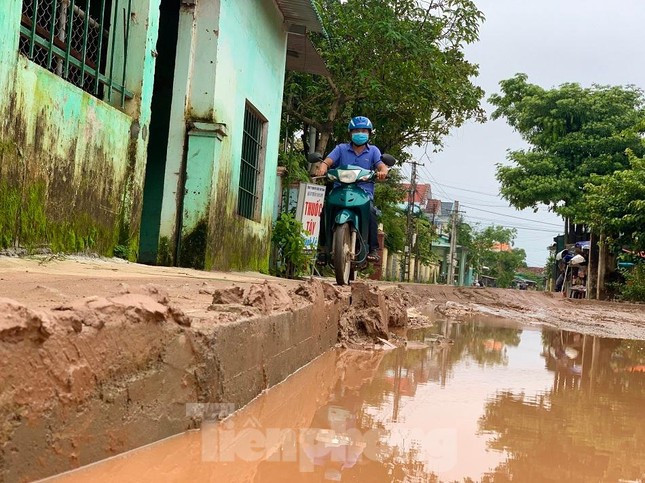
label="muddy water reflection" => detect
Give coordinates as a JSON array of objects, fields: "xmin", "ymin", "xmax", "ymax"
[{"xmin": 48, "ymin": 321, "xmax": 645, "ymax": 483}]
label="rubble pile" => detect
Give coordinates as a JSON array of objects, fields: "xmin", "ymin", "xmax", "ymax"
[{"xmin": 338, "ymin": 282, "xmax": 409, "ymax": 348}]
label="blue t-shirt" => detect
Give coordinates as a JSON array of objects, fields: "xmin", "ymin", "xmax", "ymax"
[{"xmin": 327, "ymin": 143, "xmax": 383, "ymax": 198}]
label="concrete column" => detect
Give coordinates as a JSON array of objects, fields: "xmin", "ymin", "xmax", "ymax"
[
  {"xmin": 188, "ymin": 0, "xmax": 221, "ymax": 119},
  {"xmin": 122, "ymin": 0, "xmax": 162, "ymax": 117},
  {"xmin": 587, "ymin": 232, "xmax": 597, "ymax": 299},
  {"xmin": 409, "ymin": 256, "xmax": 415, "ymax": 282},
  {"xmin": 392, "ymin": 254, "xmax": 400, "ymax": 280},
  {"xmin": 157, "ymin": 3, "xmax": 201, "ymax": 248},
  {"xmin": 597, "ymin": 233, "xmax": 607, "ymax": 300},
  {"xmin": 0, "ymin": 0, "xmax": 21, "ymax": 67},
  {"xmin": 382, "ymin": 247, "xmax": 389, "ymax": 278},
  {"xmin": 458, "ymin": 249, "xmax": 467, "ymax": 286}
]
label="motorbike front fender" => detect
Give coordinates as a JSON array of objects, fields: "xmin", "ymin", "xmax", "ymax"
[{"xmin": 335, "ymin": 209, "xmax": 359, "ymax": 229}]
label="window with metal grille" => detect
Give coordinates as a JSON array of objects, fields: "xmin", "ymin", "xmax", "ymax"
[
  {"xmin": 19, "ymin": 0, "xmax": 134, "ymax": 107},
  {"xmin": 238, "ymin": 104, "xmax": 266, "ymax": 220}
]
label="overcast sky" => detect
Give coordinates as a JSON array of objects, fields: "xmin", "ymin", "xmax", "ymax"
[{"xmin": 408, "ymin": 0, "xmax": 645, "ymax": 267}]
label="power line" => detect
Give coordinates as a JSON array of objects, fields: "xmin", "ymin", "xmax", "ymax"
[
  {"xmin": 419, "ymin": 165, "xmax": 454, "ymax": 201},
  {"xmin": 411, "ymin": 152, "xmax": 507, "ymax": 200},
  {"xmin": 430, "ymin": 180, "xmax": 501, "ymax": 198},
  {"xmin": 462, "ymin": 215, "xmax": 561, "ymax": 233},
  {"xmin": 436, "ymin": 191, "xmax": 512, "ymax": 208},
  {"xmin": 460, "ymin": 204, "xmax": 563, "ymax": 227},
  {"xmin": 409, "ymin": 152, "xmax": 562, "ymax": 235}
]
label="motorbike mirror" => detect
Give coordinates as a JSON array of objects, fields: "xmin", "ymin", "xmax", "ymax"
[
  {"xmin": 381, "ymin": 154, "xmax": 397, "ymax": 167},
  {"xmin": 307, "ymin": 152, "xmax": 324, "ymax": 164}
]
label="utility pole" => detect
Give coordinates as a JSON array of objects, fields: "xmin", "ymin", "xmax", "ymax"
[
  {"xmin": 401, "ymin": 160, "xmax": 423, "ymax": 282},
  {"xmin": 447, "ymin": 200, "xmax": 459, "ymax": 285}
]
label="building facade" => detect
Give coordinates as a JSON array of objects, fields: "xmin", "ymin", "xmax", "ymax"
[
  {"xmin": 139, "ymin": 0, "xmax": 324, "ymax": 272},
  {"xmin": 0, "ymin": 0, "xmax": 160, "ymax": 255},
  {"xmin": 1, "ymin": 0, "xmax": 325, "ymax": 274}
]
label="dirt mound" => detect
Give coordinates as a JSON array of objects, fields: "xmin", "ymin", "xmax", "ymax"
[
  {"xmin": 338, "ymin": 282, "xmax": 409, "ymax": 346},
  {"xmin": 400, "ymin": 284, "xmax": 645, "ymax": 339},
  {"xmin": 206, "ymin": 279, "xmax": 340, "ymax": 323},
  {"xmin": 0, "ymin": 298, "xmax": 54, "ymax": 343},
  {"xmin": 0, "ymin": 287, "xmax": 190, "ymax": 346}
]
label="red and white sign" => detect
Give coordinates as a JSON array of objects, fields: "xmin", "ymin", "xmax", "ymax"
[{"xmin": 296, "ymin": 183, "xmax": 326, "ymax": 250}]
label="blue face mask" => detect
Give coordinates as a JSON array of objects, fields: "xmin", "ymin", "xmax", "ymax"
[{"xmin": 351, "ymin": 132, "xmax": 369, "ymax": 146}]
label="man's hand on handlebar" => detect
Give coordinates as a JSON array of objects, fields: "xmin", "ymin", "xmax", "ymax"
[
  {"xmin": 315, "ymin": 159, "xmax": 331, "ymax": 177},
  {"xmin": 376, "ymin": 164, "xmax": 389, "ymax": 181},
  {"xmin": 314, "ymin": 159, "xmax": 388, "ymax": 180}
]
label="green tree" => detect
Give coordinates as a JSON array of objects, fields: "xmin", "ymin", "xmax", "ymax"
[
  {"xmin": 283, "ymin": 0, "xmax": 485, "ymax": 157},
  {"xmin": 579, "ymin": 151, "xmax": 645, "ymax": 252},
  {"xmin": 489, "ymin": 74, "xmax": 645, "ymax": 223},
  {"xmin": 414, "ymin": 215, "xmax": 436, "ymax": 266},
  {"xmin": 460, "ymin": 224, "xmax": 526, "ymax": 288},
  {"xmin": 478, "ymin": 227, "xmax": 526, "ymax": 288},
  {"xmin": 375, "ymin": 169, "xmax": 407, "ymax": 252}
]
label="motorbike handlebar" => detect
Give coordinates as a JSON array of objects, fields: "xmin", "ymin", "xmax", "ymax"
[{"xmin": 322, "ymin": 170, "xmax": 387, "ymax": 181}]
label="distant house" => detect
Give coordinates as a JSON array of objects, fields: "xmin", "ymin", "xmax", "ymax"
[
  {"xmin": 425, "ymin": 199, "xmax": 441, "ymax": 216},
  {"xmin": 431, "ymin": 233, "xmax": 469, "ymax": 286},
  {"xmin": 521, "ymin": 266, "xmax": 546, "ymax": 277},
  {"xmin": 425, "ymin": 200, "xmax": 455, "ymax": 235},
  {"xmin": 398, "ymin": 183, "xmax": 433, "ymax": 220},
  {"xmin": 491, "ymin": 242, "xmax": 512, "ymax": 252},
  {"xmin": 479, "ymin": 275, "xmax": 497, "ymax": 288},
  {"xmin": 402, "ymin": 183, "xmax": 432, "ymax": 205}
]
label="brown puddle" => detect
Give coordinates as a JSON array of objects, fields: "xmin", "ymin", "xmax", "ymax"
[{"xmin": 43, "ymin": 320, "xmax": 645, "ymax": 483}]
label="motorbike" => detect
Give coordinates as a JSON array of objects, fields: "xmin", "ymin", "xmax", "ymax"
[{"xmin": 308, "ymin": 152, "xmax": 397, "ymax": 285}]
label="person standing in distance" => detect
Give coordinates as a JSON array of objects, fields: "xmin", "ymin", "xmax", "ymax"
[{"xmin": 316, "ymin": 116, "xmax": 388, "ymax": 261}]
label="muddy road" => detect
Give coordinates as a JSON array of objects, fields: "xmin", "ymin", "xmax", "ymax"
[{"xmin": 1, "ymin": 256, "xmax": 644, "ymax": 481}]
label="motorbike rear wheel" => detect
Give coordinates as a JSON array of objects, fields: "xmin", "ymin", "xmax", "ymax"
[{"xmin": 333, "ymin": 223, "xmax": 352, "ymax": 285}]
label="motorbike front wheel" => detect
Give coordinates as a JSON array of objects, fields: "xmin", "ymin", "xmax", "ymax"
[{"xmin": 332, "ymin": 223, "xmax": 352, "ymax": 285}]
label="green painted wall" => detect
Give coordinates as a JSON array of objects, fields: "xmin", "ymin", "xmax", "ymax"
[
  {"xmin": 0, "ymin": 0, "xmax": 159, "ymax": 257},
  {"xmin": 154, "ymin": 0, "xmax": 220, "ymax": 266},
  {"xmin": 203, "ymin": 0, "xmax": 287, "ymax": 272},
  {"xmin": 140, "ymin": 0, "xmax": 289, "ymax": 272}
]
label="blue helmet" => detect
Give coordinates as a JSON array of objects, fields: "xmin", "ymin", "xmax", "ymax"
[{"xmin": 348, "ymin": 116, "xmax": 373, "ymax": 132}]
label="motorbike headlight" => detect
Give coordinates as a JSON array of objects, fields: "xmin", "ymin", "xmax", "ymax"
[{"xmin": 338, "ymin": 169, "xmax": 360, "ymax": 183}]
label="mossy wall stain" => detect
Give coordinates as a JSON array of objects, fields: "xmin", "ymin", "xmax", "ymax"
[
  {"xmin": 205, "ymin": 166, "xmax": 270, "ymax": 273},
  {"xmin": 179, "ymin": 218, "xmax": 208, "ymax": 270},
  {"xmin": 0, "ymin": 57, "xmax": 144, "ymax": 255},
  {"xmin": 156, "ymin": 236, "xmax": 173, "ymax": 266}
]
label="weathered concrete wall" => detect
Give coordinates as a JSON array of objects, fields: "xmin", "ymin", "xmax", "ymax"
[
  {"xmin": 0, "ymin": 279, "xmax": 343, "ymax": 482},
  {"xmin": 206, "ymin": 0, "xmax": 287, "ymax": 270},
  {"xmin": 155, "ymin": 0, "xmax": 288, "ymax": 271},
  {"xmin": 203, "ymin": 0, "xmax": 287, "ymax": 272},
  {"xmin": 0, "ymin": 0, "xmax": 159, "ymax": 257}
]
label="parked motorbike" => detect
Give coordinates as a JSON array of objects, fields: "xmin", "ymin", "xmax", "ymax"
[{"xmin": 308, "ymin": 152, "xmax": 397, "ymax": 285}]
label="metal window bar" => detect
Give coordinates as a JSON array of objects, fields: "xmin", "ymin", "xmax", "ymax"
[
  {"xmin": 63, "ymin": 0, "xmax": 74, "ymax": 79},
  {"xmin": 107, "ymin": 0, "xmax": 118, "ymax": 102},
  {"xmin": 19, "ymin": 0, "xmax": 133, "ymax": 105},
  {"xmin": 238, "ymin": 107, "xmax": 263, "ymax": 220}
]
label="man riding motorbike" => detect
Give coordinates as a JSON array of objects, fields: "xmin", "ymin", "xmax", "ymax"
[{"xmin": 315, "ymin": 116, "xmax": 388, "ymax": 261}]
